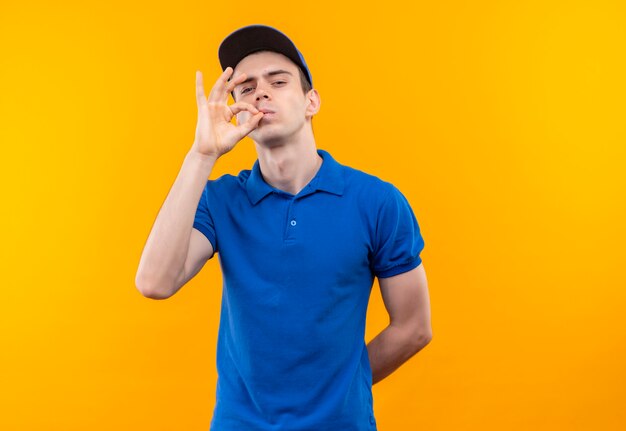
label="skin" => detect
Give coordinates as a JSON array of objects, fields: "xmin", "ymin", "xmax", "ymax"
[
  {"xmin": 231, "ymin": 51, "xmax": 323, "ymax": 195},
  {"xmin": 136, "ymin": 51, "xmax": 432, "ymax": 386}
]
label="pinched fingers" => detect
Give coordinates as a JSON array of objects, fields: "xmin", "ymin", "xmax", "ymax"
[
  {"xmin": 236, "ymin": 111, "xmax": 265, "ymax": 138},
  {"xmin": 229, "ymin": 102, "xmax": 260, "ymax": 116}
]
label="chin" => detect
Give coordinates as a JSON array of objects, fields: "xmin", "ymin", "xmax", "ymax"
[
  {"xmin": 250, "ymin": 126, "xmax": 288, "ymax": 146},
  {"xmin": 254, "ymin": 137, "xmax": 287, "ymax": 149}
]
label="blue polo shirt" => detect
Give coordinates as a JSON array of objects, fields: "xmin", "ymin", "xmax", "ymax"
[{"xmin": 193, "ymin": 149, "xmax": 424, "ymax": 431}]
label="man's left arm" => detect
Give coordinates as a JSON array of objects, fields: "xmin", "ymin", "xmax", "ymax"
[{"xmin": 367, "ymin": 262, "xmax": 432, "ymax": 385}]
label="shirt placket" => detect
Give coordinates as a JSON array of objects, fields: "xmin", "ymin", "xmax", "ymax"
[{"xmin": 284, "ymin": 197, "xmax": 297, "ymax": 243}]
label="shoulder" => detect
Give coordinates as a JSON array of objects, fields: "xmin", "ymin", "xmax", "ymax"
[
  {"xmin": 204, "ymin": 170, "xmax": 251, "ymax": 192},
  {"xmin": 200, "ymin": 171, "xmax": 251, "ymax": 207},
  {"xmin": 340, "ymin": 163, "xmax": 400, "ymax": 204},
  {"xmin": 330, "ymin": 155, "xmax": 419, "ymax": 222}
]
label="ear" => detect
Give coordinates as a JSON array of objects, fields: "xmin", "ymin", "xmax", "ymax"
[{"xmin": 305, "ymin": 89, "xmax": 321, "ymax": 118}]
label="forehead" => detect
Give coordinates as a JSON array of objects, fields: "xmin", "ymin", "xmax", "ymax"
[{"xmin": 232, "ymin": 51, "xmax": 299, "ymax": 77}]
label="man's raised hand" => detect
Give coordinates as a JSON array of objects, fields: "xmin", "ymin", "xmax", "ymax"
[{"xmin": 192, "ymin": 67, "xmax": 264, "ymax": 159}]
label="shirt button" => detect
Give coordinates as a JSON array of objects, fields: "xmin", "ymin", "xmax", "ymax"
[
  {"xmin": 290, "ymin": 219, "xmax": 297, "ymax": 226},
  {"xmin": 369, "ymin": 415, "xmax": 375, "ymax": 425}
]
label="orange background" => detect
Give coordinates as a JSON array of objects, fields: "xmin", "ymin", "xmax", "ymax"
[{"xmin": 1, "ymin": 1, "xmax": 625, "ymax": 430}]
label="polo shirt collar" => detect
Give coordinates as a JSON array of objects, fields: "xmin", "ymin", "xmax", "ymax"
[
  {"xmin": 246, "ymin": 149, "xmax": 345, "ymax": 205},
  {"xmin": 315, "ymin": 149, "xmax": 345, "ymax": 196}
]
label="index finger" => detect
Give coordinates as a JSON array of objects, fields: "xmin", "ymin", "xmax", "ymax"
[{"xmin": 208, "ymin": 67, "xmax": 235, "ymax": 102}]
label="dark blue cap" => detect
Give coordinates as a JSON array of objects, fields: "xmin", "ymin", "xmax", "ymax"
[{"xmin": 218, "ymin": 25, "xmax": 313, "ymax": 87}]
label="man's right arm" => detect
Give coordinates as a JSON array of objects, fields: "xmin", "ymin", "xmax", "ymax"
[
  {"xmin": 135, "ymin": 67, "xmax": 263, "ymax": 299},
  {"xmin": 135, "ymin": 151, "xmax": 217, "ymax": 299}
]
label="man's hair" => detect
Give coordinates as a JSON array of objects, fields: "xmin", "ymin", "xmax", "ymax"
[{"xmin": 296, "ymin": 66, "xmax": 313, "ymax": 95}]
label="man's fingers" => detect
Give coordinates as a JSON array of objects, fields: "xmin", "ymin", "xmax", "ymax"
[
  {"xmin": 229, "ymin": 102, "xmax": 260, "ymax": 116},
  {"xmin": 236, "ymin": 112, "xmax": 264, "ymax": 137},
  {"xmin": 225, "ymin": 72, "xmax": 249, "ymax": 97},
  {"xmin": 196, "ymin": 70, "xmax": 206, "ymax": 104},
  {"xmin": 208, "ymin": 67, "xmax": 234, "ymax": 102}
]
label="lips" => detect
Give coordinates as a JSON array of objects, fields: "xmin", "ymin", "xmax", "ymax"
[{"xmin": 259, "ymin": 108, "xmax": 275, "ymax": 115}]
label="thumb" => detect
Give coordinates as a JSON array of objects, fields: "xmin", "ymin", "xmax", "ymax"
[{"xmin": 236, "ymin": 112, "xmax": 264, "ymax": 138}]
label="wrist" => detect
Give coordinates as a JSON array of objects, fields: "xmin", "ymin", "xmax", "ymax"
[
  {"xmin": 186, "ymin": 149, "xmax": 219, "ymax": 166},
  {"xmin": 185, "ymin": 150, "xmax": 218, "ymax": 175}
]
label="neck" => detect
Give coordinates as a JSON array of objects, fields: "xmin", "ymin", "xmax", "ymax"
[{"xmin": 254, "ymin": 129, "xmax": 321, "ymax": 195}]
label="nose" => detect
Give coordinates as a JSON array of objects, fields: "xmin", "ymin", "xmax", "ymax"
[
  {"xmin": 255, "ymin": 84, "xmax": 271, "ymax": 101},
  {"xmin": 255, "ymin": 92, "xmax": 270, "ymax": 101}
]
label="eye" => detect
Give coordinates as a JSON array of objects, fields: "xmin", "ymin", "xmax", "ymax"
[
  {"xmin": 273, "ymin": 80, "xmax": 286, "ymax": 86},
  {"xmin": 240, "ymin": 87, "xmax": 253, "ymax": 94}
]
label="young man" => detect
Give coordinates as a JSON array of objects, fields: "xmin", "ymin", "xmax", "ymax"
[{"xmin": 136, "ymin": 25, "xmax": 432, "ymax": 431}]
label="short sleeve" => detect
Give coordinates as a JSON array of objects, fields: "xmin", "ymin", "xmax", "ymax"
[
  {"xmin": 371, "ymin": 185, "xmax": 425, "ymax": 278},
  {"xmin": 193, "ymin": 181, "xmax": 218, "ymax": 253}
]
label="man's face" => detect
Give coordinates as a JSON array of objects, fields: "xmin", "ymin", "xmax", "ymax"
[{"xmin": 232, "ymin": 51, "xmax": 316, "ymax": 145}]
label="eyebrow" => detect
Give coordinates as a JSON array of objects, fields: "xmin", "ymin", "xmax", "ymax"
[{"xmin": 236, "ymin": 69, "xmax": 293, "ymax": 86}]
